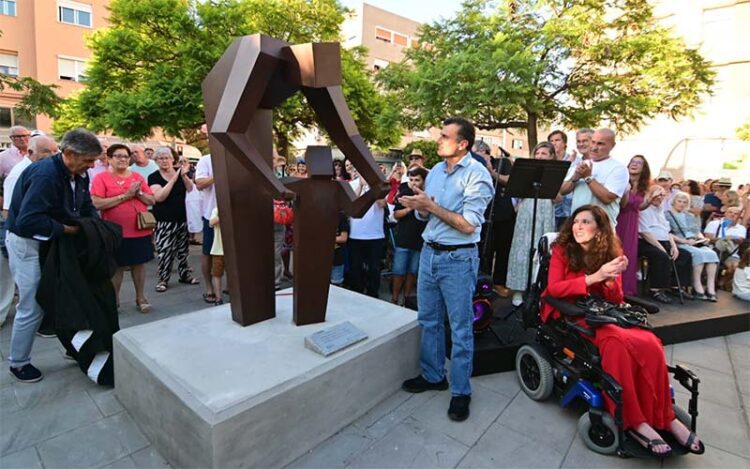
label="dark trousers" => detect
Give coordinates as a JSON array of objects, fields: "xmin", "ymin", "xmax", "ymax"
[
  {"xmin": 348, "ymin": 238, "xmax": 385, "ymax": 297},
  {"xmin": 480, "ymin": 219, "xmax": 515, "ymax": 285},
  {"xmin": 638, "ymin": 239, "xmax": 692, "ymax": 289}
]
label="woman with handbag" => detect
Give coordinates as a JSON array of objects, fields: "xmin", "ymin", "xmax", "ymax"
[
  {"xmin": 91, "ymin": 144, "xmax": 156, "ymax": 313},
  {"xmin": 667, "ymin": 192, "xmax": 719, "ymax": 301},
  {"xmin": 148, "ymin": 147, "xmax": 198, "ymax": 293}
]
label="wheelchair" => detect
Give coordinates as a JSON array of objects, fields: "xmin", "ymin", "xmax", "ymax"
[{"xmin": 515, "ymin": 234, "xmax": 702, "ymax": 458}]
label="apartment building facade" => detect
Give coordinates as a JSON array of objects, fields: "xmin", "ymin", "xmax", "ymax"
[
  {"xmin": 610, "ymin": 0, "xmax": 750, "ymax": 180},
  {"xmin": 342, "ymin": 2, "xmax": 531, "ymax": 158},
  {"xmin": 0, "ymin": 0, "xmax": 109, "ymax": 145}
]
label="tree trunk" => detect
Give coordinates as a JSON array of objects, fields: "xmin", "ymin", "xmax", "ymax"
[{"xmin": 527, "ymin": 112, "xmax": 538, "ymax": 150}]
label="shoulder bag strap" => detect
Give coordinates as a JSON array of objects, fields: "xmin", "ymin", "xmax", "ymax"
[{"xmin": 666, "ymin": 211, "xmax": 687, "ymax": 238}]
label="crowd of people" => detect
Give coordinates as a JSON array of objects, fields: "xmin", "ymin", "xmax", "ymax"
[{"xmin": 0, "ymin": 121, "xmax": 747, "ymax": 448}]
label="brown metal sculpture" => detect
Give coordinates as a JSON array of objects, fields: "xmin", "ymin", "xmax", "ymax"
[{"xmin": 202, "ymin": 34, "xmax": 388, "ymax": 326}]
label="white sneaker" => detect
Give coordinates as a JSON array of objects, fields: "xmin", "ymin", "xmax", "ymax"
[{"xmin": 512, "ymin": 292, "xmax": 523, "ymax": 306}]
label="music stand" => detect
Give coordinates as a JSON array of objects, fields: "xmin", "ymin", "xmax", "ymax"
[{"xmin": 504, "ymin": 159, "xmax": 570, "ymax": 314}]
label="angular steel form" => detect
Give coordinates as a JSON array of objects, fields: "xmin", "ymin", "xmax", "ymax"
[{"xmin": 202, "ymin": 34, "xmax": 388, "ymax": 326}]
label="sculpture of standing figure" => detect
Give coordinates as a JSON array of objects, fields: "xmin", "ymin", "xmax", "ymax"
[{"xmin": 202, "ymin": 34, "xmax": 387, "ymax": 326}]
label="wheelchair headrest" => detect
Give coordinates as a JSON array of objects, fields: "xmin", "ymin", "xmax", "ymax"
[{"xmin": 537, "ymin": 232, "xmax": 558, "ymax": 259}]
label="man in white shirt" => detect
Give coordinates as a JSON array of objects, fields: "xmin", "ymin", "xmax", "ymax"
[
  {"xmin": 655, "ymin": 170, "xmax": 681, "ymax": 212},
  {"xmin": 559, "ymin": 128, "xmax": 628, "ymax": 227},
  {"xmin": 195, "ymin": 154, "xmax": 217, "ymax": 301},
  {"xmin": 638, "ymin": 186, "xmax": 693, "ymax": 303},
  {"xmin": 3, "ymin": 136, "xmax": 59, "ymax": 215},
  {"xmin": 1, "ymin": 135, "xmax": 57, "ymax": 329}
]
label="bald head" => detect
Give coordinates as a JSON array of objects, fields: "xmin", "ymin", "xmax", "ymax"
[
  {"xmin": 130, "ymin": 144, "xmax": 148, "ymax": 165},
  {"xmin": 590, "ymin": 128, "xmax": 616, "ymax": 161},
  {"xmin": 28, "ymin": 136, "xmax": 58, "ymax": 162}
]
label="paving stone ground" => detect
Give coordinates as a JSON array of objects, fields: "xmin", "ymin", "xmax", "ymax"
[{"xmin": 1, "ymin": 246, "xmax": 749, "ymax": 468}]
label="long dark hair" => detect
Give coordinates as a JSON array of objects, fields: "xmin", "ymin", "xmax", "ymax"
[
  {"xmin": 686, "ymin": 179, "xmax": 701, "ymax": 196},
  {"xmin": 333, "ymin": 159, "xmax": 350, "ymax": 180},
  {"xmin": 556, "ymin": 205, "xmax": 622, "ymax": 274},
  {"xmin": 629, "ymin": 155, "xmax": 651, "ymax": 196}
]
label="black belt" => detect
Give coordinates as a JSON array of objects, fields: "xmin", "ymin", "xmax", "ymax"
[{"xmin": 426, "ymin": 242, "xmax": 477, "ymax": 251}]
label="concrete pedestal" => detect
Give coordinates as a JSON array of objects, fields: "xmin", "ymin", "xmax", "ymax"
[{"xmin": 113, "ymin": 287, "xmax": 420, "ymax": 468}]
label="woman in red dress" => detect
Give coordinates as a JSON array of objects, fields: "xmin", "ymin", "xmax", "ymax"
[{"xmin": 541, "ymin": 205, "xmax": 703, "ymax": 457}]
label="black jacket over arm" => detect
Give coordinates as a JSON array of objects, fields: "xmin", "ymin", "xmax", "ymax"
[{"xmin": 36, "ymin": 218, "xmax": 122, "ymax": 386}]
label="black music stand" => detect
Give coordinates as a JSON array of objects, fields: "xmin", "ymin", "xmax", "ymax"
[{"xmin": 504, "ymin": 159, "xmax": 570, "ymax": 316}]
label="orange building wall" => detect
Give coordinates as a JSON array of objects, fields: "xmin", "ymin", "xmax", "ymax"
[{"xmin": 0, "ymin": 0, "xmax": 110, "ymax": 138}]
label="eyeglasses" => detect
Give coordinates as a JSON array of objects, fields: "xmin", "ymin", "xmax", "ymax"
[
  {"xmin": 111, "ymin": 154, "xmax": 130, "ymax": 160},
  {"xmin": 10, "ymin": 134, "xmax": 30, "ymax": 139}
]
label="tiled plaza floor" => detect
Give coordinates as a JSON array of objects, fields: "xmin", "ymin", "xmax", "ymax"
[{"xmin": 1, "ymin": 247, "xmax": 748, "ymax": 468}]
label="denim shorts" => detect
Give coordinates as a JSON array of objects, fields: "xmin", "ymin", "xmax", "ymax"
[{"xmin": 392, "ymin": 247, "xmax": 420, "ymax": 276}]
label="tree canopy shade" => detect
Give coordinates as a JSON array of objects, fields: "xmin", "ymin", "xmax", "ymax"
[
  {"xmin": 379, "ymin": 0, "xmax": 715, "ymax": 147},
  {"xmin": 0, "ymin": 76, "xmax": 62, "ymax": 121},
  {"xmin": 53, "ymin": 0, "xmax": 401, "ymax": 153}
]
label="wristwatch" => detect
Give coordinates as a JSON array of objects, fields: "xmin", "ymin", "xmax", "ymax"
[{"xmin": 584, "ymin": 176, "xmax": 594, "ymax": 184}]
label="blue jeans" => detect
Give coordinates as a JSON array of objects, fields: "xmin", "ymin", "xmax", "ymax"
[
  {"xmin": 330, "ymin": 264, "xmax": 344, "ymax": 285},
  {"xmin": 417, "ymin": 244, "xmax": 479, "ymax": 396},
  {"xmin": 6, "ymin": 232, "xmax": 44, "ymax": 368},
  {"xmin": 392, "ymin": 247, "xmax": 420, "ymax": 276}
]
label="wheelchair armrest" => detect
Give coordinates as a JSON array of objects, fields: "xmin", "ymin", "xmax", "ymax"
[
  {"xmin": 543, "ymin": 296, "xmax": 586, "ymax": 317},
  {"xmin": 566, "ymin": 320, "xmax": 595, "ymax": 337},
  {"xmin": 668, "ymin": 364, "xmax": 700, "ymax": 391},
  {"xmin": 623, "ymin": 295, "xmax": 660, "ymax": 314}
]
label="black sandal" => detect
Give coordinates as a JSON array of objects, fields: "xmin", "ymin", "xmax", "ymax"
[
  {"xmin": 179, "ymin": 277, "xmax": 200, "ymax": 285},
  {"xmin": 678, "ymin": 431, "xmax": 705, "ymax": 455},
  {"xmin": 202, "ymin": 293, "xmax": 216, "ymax": 304},
  {"xmin": 628, "ymin": 429, "xmax": 673, "ymax": 458}
]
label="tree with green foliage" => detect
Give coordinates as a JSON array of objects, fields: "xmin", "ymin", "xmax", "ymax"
[
  {"xmin": 53, "ymin": 0, "xmax": 401, "ymax": 154},
  {"xmin": 402, "ymin": 140, "xmax": 440, "ymax": 169},
  {"xmin": 380, "ymin": 0, "xmax": 715, "ymax": 147}
]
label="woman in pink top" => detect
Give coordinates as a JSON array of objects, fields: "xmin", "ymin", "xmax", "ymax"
[{"xmin": 91, "ymin": 144, "xmax": 156, "ymax": 313}]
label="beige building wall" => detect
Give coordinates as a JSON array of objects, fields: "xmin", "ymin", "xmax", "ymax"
[
  {"xmin": 0, "ymin": 0, "xmax": 109, "ymax": 143},
  {"xmin": 341, "ymin": 2, "xmax": 531, "ymax": 159},
  {"xmin": 615, "ymin": 0, "xmax": 750, "ymax": 184}
]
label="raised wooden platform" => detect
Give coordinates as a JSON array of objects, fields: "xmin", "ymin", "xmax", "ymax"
[
  {"xmin": 646, "ymin": 291, "xmax": 750, "ymax": 345},
  {"xmin": 490, "ymin": 290, "xmax": 749, "ymax": 345}
]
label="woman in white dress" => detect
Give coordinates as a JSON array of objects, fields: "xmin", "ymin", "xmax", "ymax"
[{"xmin": 506, "ymin": 142, "xmax": 557, "ymax": 306}]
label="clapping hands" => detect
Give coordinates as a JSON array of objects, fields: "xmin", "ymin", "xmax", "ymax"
[
  {"xmin": 597, "ymin": 255, "xmax": 628, "ymax": 280},
  {"xmin": 126, "ymin": 181, "xmax": 140, "ymax": 198}
]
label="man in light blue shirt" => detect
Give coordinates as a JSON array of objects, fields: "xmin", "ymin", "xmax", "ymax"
[
  {"xmin": 129, "ymin": 144, "xmax": 158, "ymax": 179},
  {"xmin": 399, "ymin": 117, "xmax": 494, "ymax": 421}
]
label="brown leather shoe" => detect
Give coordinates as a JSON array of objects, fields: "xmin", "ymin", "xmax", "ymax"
[{"xmin": 493, "ymin": 285, "xmax": 510, "ymax": 298}]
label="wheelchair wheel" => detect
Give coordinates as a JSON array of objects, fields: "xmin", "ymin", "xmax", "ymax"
[
  {"xmin": 515, "ymin": 344, "xmax": 554, "ymax": 401},
  {"xmin": 578, "ymin": 411, "xmax": 619, "ymax": 455}
]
